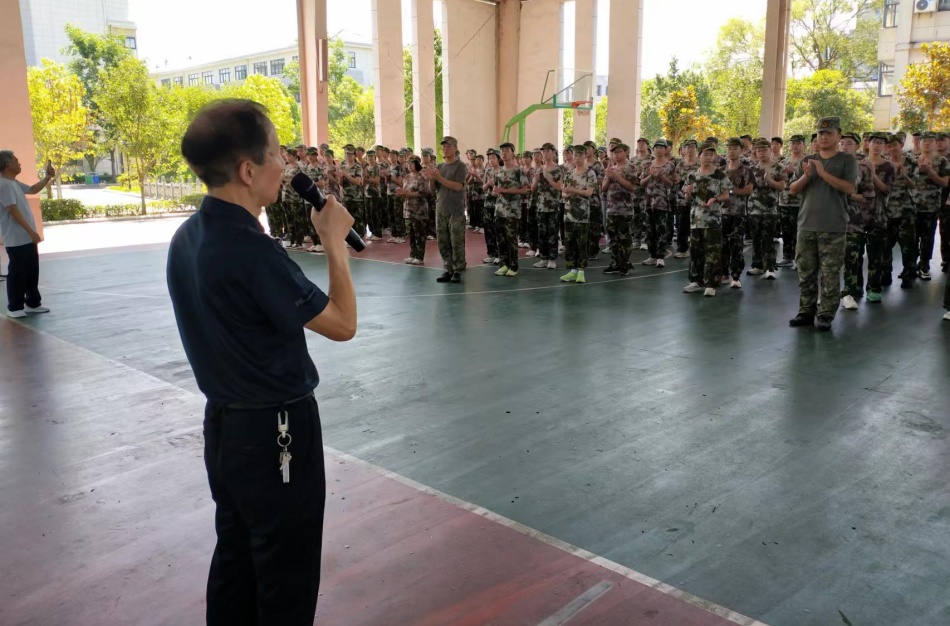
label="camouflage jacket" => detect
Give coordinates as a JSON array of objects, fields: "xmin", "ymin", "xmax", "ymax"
[
  {"xmin": 282, "ymin": 163, "xmax": 303, "ymax": 205},
  {"xmin": 888, "ymin": 157, "xmax": 918, "ymax": 219},
  {"xmin": 912, "ymin": 155, "xmax": 950, "ymax": 212},
  {"xmin": 468, "ymin": 167, "xmax": 487, "ymax": 201},
  {"xmin": 684, "ymin": 168, "xmax": 732, "ymax": 229},
  {"xmin": 748, "ymin": 161, "xmax": 786, "ymax": 216},
  {"xmin": 402, "ymin": 173, "xmax": 430, "ymax": 220},
  {"xmin": 363, "ymin": 164, "xmax": 383, "ymax": 197},
  {"xmin": 778, "ymin": 156, "xmax": 805, "ymax": 207},
  {"xmin": 723, "ymin": 163, "xmax": 753, "ymax": 216},
  {"xmin": 535, "ymin": 165, "xmax": 565, "ymax": 214},
  {"xmin": 674, "ymin": 160, "xmax": 699, "ymax": 207},
  {"xmin": 631, "ymin": 156, "xmax": 653, "ymax": 201},
  {"xmin": 588, "ymin": 160, "xmax": 606, "ymax": 208},
  {"xmin": 603, "ymin": 162, "xmax": 638, "ymax": 217},
  {"xmin": 483, "ymin": 166, "xmax": 497, "ymax": 208},
  {"xmin": 847, "ymin": 159, "xmax": 893, "ymax": 233},
  {"xmin": 563, "ymin": 167, "xmax": 598, "ymax": 223},
  {"xmin": 644, "ymin": 160, "xmax": 677, "ymax": 212},
  {"xmin": 388, "ymin": 163, "xmax": 404, "ymax": 194},
  {"xmin": 340, "ymin": 163, "xmax": 364, "ymax": 201},
  {"xmin": 493, "ymin": 165, "xmax": 529, "ymax": 219}
]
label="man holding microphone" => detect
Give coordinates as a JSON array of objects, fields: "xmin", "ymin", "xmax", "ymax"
[{"xmin": 166, "ymin": 100, "xmax": 357, "ymax": 626}]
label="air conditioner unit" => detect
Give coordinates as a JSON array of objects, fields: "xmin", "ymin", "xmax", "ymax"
[{"xmin": 915, "ymin": 0, "xmax": 938, "ymax": 14}]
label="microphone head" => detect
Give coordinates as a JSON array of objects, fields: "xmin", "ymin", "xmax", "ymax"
[{"xmin": 291, "ymin": 172, "xmax": 314, "ymax": 195}]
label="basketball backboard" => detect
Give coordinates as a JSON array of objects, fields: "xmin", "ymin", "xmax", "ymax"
[{"xmin": 541, "ymin": 68, "xmax": 594, "ymax": 110}]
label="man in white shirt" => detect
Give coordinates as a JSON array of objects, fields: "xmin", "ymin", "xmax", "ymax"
[{"xmin": 0, "ymin": 150, "xmax": 53, "ymax": 318}]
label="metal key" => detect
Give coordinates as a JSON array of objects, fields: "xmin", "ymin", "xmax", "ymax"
[
  {"xmin": 279, "ymin": 450, "xmax": 292, "ymax": 484},
  {"xmin": 277, "ymin": 410, "xmax": 292, "ymax": 484}
]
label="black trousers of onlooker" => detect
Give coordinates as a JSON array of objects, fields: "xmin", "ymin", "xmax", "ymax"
[
  {"xmin": 5, "ymin": 243, "xmax": 41, "ymax": 312},
  {"xmin": 203, "ymin": 395, "xmax": 326, "ymax": 626}
]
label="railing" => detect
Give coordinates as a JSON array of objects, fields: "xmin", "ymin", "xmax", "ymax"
[{"xmin": 143, "ymin": 180, "xmax": 203, "ymax": 200}]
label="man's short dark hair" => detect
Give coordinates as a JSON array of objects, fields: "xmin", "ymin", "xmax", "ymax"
[{"xmin": 181, "ymin": 100, "xmax": 273, "ymax": 189}]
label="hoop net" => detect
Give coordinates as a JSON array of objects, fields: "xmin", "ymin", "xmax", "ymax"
[{"xmin": 572, "ymin": 101, "xmax": 593, "ymax": 115}]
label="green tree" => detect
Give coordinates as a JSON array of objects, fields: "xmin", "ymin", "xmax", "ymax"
[
  {"xmin": 403, "ymin": 29, "xmax": 444, "ymax": 150},
  {"xmin": 329, "ymin": 87, "xmax": 377, "ymax": 150},
  {"xmin": 595, "ymin": 97, "xmax": 608, "ymax": 146},
  {"xmin": 789, "ymin": 0, "xmax": 884, "ymax": 84},
  {"xmin": 785, "ymin": 69, "xmax": 873, "ymax": 134},
  {"xmin": 95, "ymin": 57, "xmax": 173, "ymax": 213},
  {"xmin": 284, "ymin": 59, "xmax": 300, "ymax": 102},
  {"xmin": 704, "ymin": 18, "xmax": 765, "ymax": 136},
  {"xmin": 641, "ymin": 58, "xmax": 716, "ymax": 141},
  {"xmin": 225, "ymin": 74, "xmax": 301, "ymax": 145},
  {"xmin": 893, "ymin": 42, "xmax": 950, "ymax": 131},
  {"xmin": 27, "ymin": 60, "xmax": 93, "ymax": 199},
  {"xmin": 659, "ymin": 86, "xmax": 724, "ymax": 147}
]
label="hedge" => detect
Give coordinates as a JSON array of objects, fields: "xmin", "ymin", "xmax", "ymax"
[{"xmin": 40, "ymin": 198, "xmax": 201, "ymax": 222}]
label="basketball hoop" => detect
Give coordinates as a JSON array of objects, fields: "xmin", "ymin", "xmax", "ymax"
[{"xmin": 573, "ymin": 100, "xmax": 593, "ymax": 116}]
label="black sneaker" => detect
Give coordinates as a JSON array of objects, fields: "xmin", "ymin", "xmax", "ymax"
[
  {"xmin": 789, "ymin": 314, "xmax": 815, "ymax": 327},
  {"xmin": 603, "ymin": 265, "xmax": 619, "ymax": 274},
  {"xmin": 450, "ymin": 272, "xmax": 461, "ymax": 283},
  {"xmin": 816, "ymin": 316, "xmax": 833, "ymax": 332},
  {"xmin": 900, "ymin": 277, "xmax": 913, "ymax": 289},
  {"xmin": 919, "ymin": 269, "xmax": 932, "ymax": 281},
  {"xmin": 882, "ymin": 274, "xmax": 893, "ymax": 286},
  {"xmin": 618, "ymin": 269, "xmax": 630, "ymax": 276},
  {"xmin": 436, "ymin": 271, "xmax": 453, "ymax": 283}
]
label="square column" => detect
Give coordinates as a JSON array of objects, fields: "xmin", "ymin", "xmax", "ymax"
[
  {"xmin": 573, "ymin": 0, "xmax": 597, "ymax": 143},
  {"xmin": 760, "ymin": 0, "xmax": 791, "ymax": 138},
  {"xmin": 443, "ymin": 0, "xmax": 497, "ymax": 152},
  {"xmin": 0, "ymin": 0, "xmax": 43, "ymax": 235},
  {"xmin": 497, "ymin": 0, "xmax": 521, "ymax": 142},
  {"xmin": 518, "ymin": 0, "xmax": 561, "ymax": 150},
  {"xmin": 372, "ymin": 0, "xmax": 405, "ymax": 147},
  {"xmin": 411, "ymin": 0, "xmax": 437, "ymax": 150},
  {"xmin": 606, "ymin": 0, "xmax": 643, "ymax": 142},
  {"xmin": 297, "ymin": 0, "xmax": 329, "ymax": 146}
]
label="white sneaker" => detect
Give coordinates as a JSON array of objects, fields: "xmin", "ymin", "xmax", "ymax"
[
  {"xmin": 303, "ymin": 236, "xmax": 313, "ymax": 244},
  {"xmin": 642, "ymin": 258, "xmax": 657, "ymax": 266},
  {"xmin": 404, "ymin": 257, "xmax": 415, "ymax": 264},
  {"xmin": 674, "ymin": 251, "xmax": 689, "ymax": 259},
  {"xmin": 558, "ymin": 245, "xmax": 566, "ymax": 252},
  {"xmin": 368, "ymin": 235, "xmax": 382, "ymax": 241},
  {"xmin": 6, "ymin": 309, "xmax": 27, "ymax": 318},
  {"xmin": 483, "ymin": 256, "xmax": 495, "ymax": 264},
  {"xmin": 790, "ymin": 261, "xmax": 797, "ymax": 271},
  {"xmin": 494, "ymin": 266, "xmax": 509, "ymax": 276},
  {"xmin": 395, "ymin": 237, "xmax": 406, "ymax": 243},
  {"xmin": 411, "ymin": 258, "xmax": 424, "ymax": 265},
  {"xmin": 731, "ymin": 279, "xmax": 742, "ymax": 289},
  {"xmin": 24, "ymin": 305, "xmax": 50, "ymax": 314},
  {"xmin": 763, "ymin": 270, "xmax": 776, "ymax": 280},
  {"xmin": 639, "ymin": 242, "xmax": 648, "ymax": 250},
  {"xmin": 842, "ymin": 295, "xmax": 859, "ymax": 310},
  {"xmin": 683, "ymin": 282, "xmax": 704, "ymax": 293},
  {"xmin": 704, "ymin": 288, "xmax": 716, "ymax": 297},
  {"xmin": 526, "ymin": 250, "xmax": 538, "ymax": 257},
  {"xmin": 493, "ymin": 257, "xmax": 501, "ymax": 264},
  {"xmin": 602, "ymin": 246, "xmax": 611, "ymax": 254},
  {"xmin": 427, "ymin": 235, "xmax": 435, "ymax": 240},
  {"xmin": 311, "ymin": 244, "xmax": 324, "ymax": 253},
  {"xmin": 546, "ymin": 260, "xmax": 557, "ymax": 269},
  {"xmin": 943, "ymin": 311, "xmax": 950, "ymax": 321},
  {"xmin": 656, "ymin": 259, "xmax": 666, "ymax": 268},
  {"xmin": 747, "ymin": 268, "xmax": 764, "ymax": 276},
  {"xmin": 533, "ymin": 260, "xmax": 547, "ymax": 268},
  {"xmin": 386, "ymin": 237, "xmax": 397, "ymax": 243}
]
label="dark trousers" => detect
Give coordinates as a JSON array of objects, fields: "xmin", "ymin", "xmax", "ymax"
[
  {"xmin": 675, "ymin": 201, "xmax": 690, "ymax": 253},
  {"xmin": 917, "ymin": 212, "xmax": 938, "ymax": 272},
  {"xmin": 940, "ymin": 206, "xmax": 950, "ymax": 269},
  {"xmin": 203, "ymin": 396, "xmax": 326, "ymax": 626},
  {"xmin": 538, "ymin": 212, "xmax": 559, "ymax": 261},
  {"xmin": 750, "ymin": 214, "xmax": 778, "ymax": 272},
  {"xmin": 5, "ymin": 243, "xmax": 41, "ymax": 312}
]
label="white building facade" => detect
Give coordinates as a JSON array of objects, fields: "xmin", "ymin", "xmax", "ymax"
[{"xmin": 18, "ymin": 0, "xmax": 136, "ymax": 67}]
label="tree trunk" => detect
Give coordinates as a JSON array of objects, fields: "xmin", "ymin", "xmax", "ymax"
[
  {"xmin": 55, "ymin": 173, "xmax": 63, "ymax": 200},
  {"xmin": 139, "ymin": 162, "xmax": 147, "ymax": 216}
]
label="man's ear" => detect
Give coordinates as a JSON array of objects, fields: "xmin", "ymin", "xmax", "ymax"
[{"xmin": 236, "ymin": 160, "xmax": 254, "ymax": 187}]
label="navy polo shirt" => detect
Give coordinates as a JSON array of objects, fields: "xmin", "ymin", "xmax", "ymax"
[{"xmin": 166, "ymin": 196, "xmax": 329, "ymax": 405}]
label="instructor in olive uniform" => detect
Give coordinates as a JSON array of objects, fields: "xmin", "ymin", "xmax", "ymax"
[
  {"xmin": 166, "ymin": 100, "xmax": 357, "ymax": 626},
  {"xmin": 423, "ymin": 136, "xmax": 468, "ymax": 283}
]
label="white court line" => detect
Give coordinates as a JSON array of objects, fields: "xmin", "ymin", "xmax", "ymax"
[
  {"xmin": 39, "ymin": 285, "xmax": 166, "ymax": 300},
  {"xmin": 537, "ymin": 580, "xmax": 613, "ymax": 626},
  {"xmin": 326, "ymin": 446, "xmax": 770, "ymax": 626}
]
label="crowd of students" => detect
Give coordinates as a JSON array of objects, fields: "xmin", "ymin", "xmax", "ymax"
[{"xmin": 265, "ymin": 120, "xmax": 950, "ymax": 327}]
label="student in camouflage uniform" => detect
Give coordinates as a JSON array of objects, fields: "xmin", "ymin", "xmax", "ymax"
[
  {"xmin": 339, "ymin": 145, "xmax": 365, "ymax": 241},
  {"xmin": 771, "ymin": 137, "xmax": 785, "ymax": 163},
  {"xmin": 387, "ymin": 150, "xmax": 407, "ymax": 243},
  {"xmin": 518, "ymin": 151, "xmax": 533, "ymax": 248},
  {"xmin": 632, "ymin": 138, "xmax": 653, "ymax": 248},
  {"xmin": 303, "ymin": 147, "xmax": 326, "ymax": 253},
  {"xmin": 467, "ymin": 155, "xmax": 486, "ymax": 234},
  {"xmin": 777, "ymin": 135, "xmax": 806, "ymax": 268},
  {"xmin": 789, "ymin": 117, "xmax": 858, "ymax": 332},
  {"xmin": 722, "ymin": 138, "xmax": 754, "ymax": 288},
  {"xmin": 324, "ymin": 149, "xmax": 342, "ymax": 203},
  {"xmin": 641, "ymin": 139, "xmax": 676, "ymax": 268},
  {"xmin": 280, "ymin": 150, "xmax": 307, "ymax": 249},
  {"xmin": 682, "ymin": 141, "xmax": 733, "ymax": 296},
  {"xmin": 886, "ymin": 135, "xmax": 918, "ymax": 288},
  {"xmin": 493, "ymin": 143, "xmax": 530, "ymax": 276},
  {"xmin": 532, "ymin": 142, "xmax": 563, "ymax": 269},
  {"xmin": 602, "ymin": 143, "xmax": 638, "ymax": 276},
  {"xmin": 747, "ymin": 138, "xmax": 787, "ymax": 279},
  {"xmin": 482, "ymin": 149, "xmax": 501, "ymax": 264},
  {"xmin": 840, "ymin": 132, "xmax": 894, "ymax": 308},
  {"xmin": 525, "ymin": 149, "xmax": 543, "ymax": 257},
  {"xmin": 547, "ymin": 145, "xmax": 597, "ymax": 284},
  {"xmin": 584, "ymin": 141, "xmax": 606, "ymax": 258},
  {"xmin": 912, "ymin": 131, "xmax": 949, "ymax": 281},
  {"xmin": 419, "ymin": 149, "xmax": 437, "ymax": 240},
  {"xmin": 673, "ymin": 140, "xmax": 699, "ymax": 258},
  {"xmin": 398, "ymin": 158, "xmax": 430, "ymax": 265},
  {"xmin": 363, "ymin": 150, "xmax": 384, "ymax": 241}
]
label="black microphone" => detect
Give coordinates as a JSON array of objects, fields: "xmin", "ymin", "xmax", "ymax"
[{"xmin": 290, "ymin": 173, "xmax": 365, "ymax": 252}]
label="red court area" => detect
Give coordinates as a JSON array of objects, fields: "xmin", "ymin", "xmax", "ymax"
[
  {"xmin": 338, "ymin": 230, "xmax": 529, "ymax": 270},
  {"xmin": 319, "ymin": 450, "xmax": 748, "ymax": 626}
]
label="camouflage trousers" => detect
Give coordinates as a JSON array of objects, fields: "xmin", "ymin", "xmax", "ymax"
[
  {"xmin": 898, "ymin": 214, "xmax": 917, "ymax": 279},
  {"xmin": 497, "ymin": 216, "xmax": 520, "ymax": 270},
  {"xmin": 265, "ymin": 201, "xmax": 285, "ymax": 239},
  {"xmin": 796, "ymin": 231, "xmax": 846, "ymax": 320},
  {"xmin": 526, "ymin": 202, "xmax": 539, "ymax": 251},
  {"xmin": 483, "ymin": 204, "xmax": 498, "ymax": 257},
  {"xmin": 606, "ymin": 214, "xmax": 633, "ymax": 272},
  {"xmin": 365, "ymin": 196, "xmax": 384, "ymax": 238},
  {"xmin": 388, "ymin": 197, "xmax": 407, "ymax": 237},
  {"xmin": 538, "ymin": 212, "xmax": 560, "ymax": 261},
  {"xmin": 689, "ymin": 227, "xmax": 723, "ymax": 288},
  {"xmin": 407, "ymin": 217, "xmax": 427, "ymax": 261},
  {"xmin": 588, "ymin": 196, "xmax": 604, "ymax": 256},
  {"xmin": 646, "ymin": 210, "xmax": 670, "ymax": 260},
  {"xmin": 843, "ymin": 227, "xmax": 886, "ymax": 298},
  {"xmin": 285, "ymin": 199, "xmax": 308, "ymax": 246},
  {"xmin": 469, "ymin": 198, "xmax": 485, "ymax": 229},
  {"xmin": 633, "ymin": 198, "xmax": 647, "ymax": 242},
  {"xmin": 564, "ymin": 222, "xmax": 590, "ymax": 270},
  {"xmin": 665, "ymin": 212, "xmax": 675, "ymax": 249},
  {"xmin": 779, "ymin": 205, "xmax": 799, "ymax": 262},
  {"xmin": 674, "ymin": 201, "xmax": 690, "ymax": 253},
  {"xmin": 720, "ymin": 215, "xmax": 746, "ymax": 280},
  {"xmin": 749, "ymin": 214, "xmax": 778, "ymax": 272},
  {"xmin": 426, "ymin": 197, "xmax": 437, "ymax": 238},
  {"xmin": 883, "ymin": 217, "xmax": 901, "ymax": 277},
  {"xmin": 940, "ymin": 206, "xmax": 950, "ymax": 269},
  {"xmin": 916, "ymin": 212, "xmax": 938, "ymax": 272},
  {"xmin": 344, "ymin": 197, "xmax": 365, "ymax": 239},
  {"xmin": 437, "ymin": 210, "xmax": 467, "ymax": 273}
]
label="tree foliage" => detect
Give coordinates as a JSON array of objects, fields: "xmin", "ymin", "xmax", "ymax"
[
  {"xmin": 641, "ymin": 58, "xmax": 716, "ymax": 141},
  {"xmin": 225, "ymin": 74, "xmax": 300, "ymax": 145},
  {"xmin": 403, "ymin": 29, "xmax": 444, "ymax": 150},
  {"xmin": 894, "ymin": 42, "xmax": 950, "ymax": 132},
  {"xmin": 660, "ymin": 86, "xmax": 726, "ymax": 147},
  {"xmin": 789, "ymin": 0, "xmax": 884, "ymax": 84},
  {"xmin": 27, "ymin": 60, "xmax": 93, "ymax": 199},
  {"xmin": 703, "ymin": 18, "xmax": 765, "ymax": 136},
  {"xmin": 786, "ymin": 69, "xmax": 873, "ymax": 134}
]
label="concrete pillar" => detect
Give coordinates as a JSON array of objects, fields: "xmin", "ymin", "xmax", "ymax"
[
  {"xmin": 518, "ymin": 0, "xmax": 561, "ymax": 150},
  {"xmin": 497, "ymin": 0, "xmax": 521, "ymax": 142},
  {"xmin": 411, "ymin": 0, "xmax": 437, "ymax": 150},
  {"xmin": 443, "ymin": 0, "xmax": 497, "ymax": 152},
  {"xmin": 573, "ymin": 0, "xmax": 596, "ymax": 143},
  {"xmin": 372, "ymin": 0, "xmax": 405, "ymax": 147},
  {"xmin": 606, "ymin": 0, "xmax": 644, "ymax": 142},
  {"xmin": 0, "ymin": 0, "xmax": 43, "ymax": 235},
  {"xmin": 297, "ymin": 0, "xmax": 329, "ymax": 145},
  {"xmin": 759, "ymin": 0, "xmax": 791, "ymax": 138}
]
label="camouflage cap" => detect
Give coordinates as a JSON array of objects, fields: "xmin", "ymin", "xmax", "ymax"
[
  {"xmin": 421, "ymin": 148, "xmax": 435, "ymax": 157},
  {"xmin": 739, "ymin": 134, "xmax": 753, "ymax": 141},
  {"xmin": 912, "ymin": 131, "xmax": 923, "ymax": 137},
  {"xmin": 319, "ymin": 143, "xmax": 330, "ymax": 149},
  {"xmin": 939, "ymin": 132, "xmax": 950, "ymax": 140},
  {"xmin": 523, "ymin": 151, "xmax": 534, "ymax": 158},
  {"xmin": 726, "ymin": 137, "xmax": 743, "ymax": 148},
  {"xmin": 279, "ymin": 145, "xmax": 288, "ymax": 151},
  {"xmin": 771, "ymin": 136, "xmax": 784, "ymax": 144},
  {"xmin": 440, "ymin": 136, "xmax": 459, "ymax": 146},
  {"xmin": 789, "ymin": 134, "xmax": 806, "ymax": 143},
  {"xmin": 295, "ymin": 144, "xmax": 306, "ymax": 150},
  {"xmin": 704, "ymin": 136, "xmax": 720, "ymax": 144},
  {"xmin": 698, "ymin": 141, "xmax": 718, "ymax": 154},
  {"xmin": 636, "ymin": 137, "xmax": 650, "ymax": 145},
  {"xmin": 399, "ymin": 147, "xmax": 412, "ymax": 156},
  {"xmin": 365, "ymin": 150, "xmax": 376, "ymax": 156},
  {"xmin": 583, "ymin": 140, "xmax": 597, "ymax": 149},
  {"xmin": 868, "ymin": 132, "xmax": 888, "ymax": 142},
  {"xmin": 323, "ymin": 148, "xmax": 334, "ymax": 157},
  {"xmin": 653, "ymin": 139, "xmax": 669, "ymax": 149},
  {"xmin": 596, "ymin": 147, "xmax": 607, "ymax": 155},
  {"xmin": 499, "ymin": 142, "xmax": 516, "ymax": 151},
  {"xmin": 683, "ymin": 139, "xmax": 698, "ymax": 149},
  {"xmin": 306, "ymin": 147, "xmax": 319, "ymax": 155},
  {"xmin": 921, "ymin": 131, "xmax": 938, "ymax": 140},
  {"xmin": 610, "ymin": 142, "xmax": 629, "ymax": 153},
  {"xmin": 842, "ymin": 133, "xmax": 861, "ymax": 144},
  {"xmin": 487, "ymin": 148, "xmax": 501, "ymax": 157},
  {"xmin": 608, "ymin": 137, "xmax": 623, "ymax": 146},
  {"xmin": 886, "ymin": 133, "xmax": 902, "ymax": 145},
  {"xmin": 817, "ymin": 117, "xmax": 841, "ymax": 133},
  {"xmin": 343, "ymin": 144, "xmax": 356, "ymax": 154},
  {"xmin": 466, "ymin": 148, "xmax": 477, "ymax": 155},
  {"xmin": 572, "ymin": 144, "xmax": 588, "ymax": 154},
  {"xmin": 541, "ymin": 142, "xmax": 557, "ymax": 151},
  {"xmin": 753, "ymin": 137, "xmax": 771, "ymax": 149}
]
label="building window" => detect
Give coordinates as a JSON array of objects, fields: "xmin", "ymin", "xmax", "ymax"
[
  {"xmin": 883, "ymin": 1, "xmax": 898, "ymax": 27},
  {"xmin": 235, "ymin": 65, "xmax": 247, "ymax": 80},
  {"xmin": 292, "ymin": 55, "xmax": 298, "ymax": 62},
  {"xmin": 202, "ymin": 71, "xmax": 214, "ymax": 85},
  {"xmin": 878, "ymin": 63, "xmax": 894, "ymax": 97},
  {"xmin": 173, "ymin": 76, "xmax": 183, "ymax": 86},
  {"xmin": 188, "ymin": 73, "xmax": 199, "ymax": 86},
  {"xmin": 125, "ymin": 36, "xmax": 137, "ymax": 50},
  {"xmin": 940, "ymin": 0, "xmax": 950, "ymax": 10},
  {"xmin": 596, "ymin": 85, "xmax": 602, "ymax": 96},
  {"xmin": 253, "ymin": 61, "xmax": 268, "ymax": 76},
  {"xmin": 348, "ymin": 52, "xmax": 356, "ymax": 69},
  {"xmin": 161, "ymin": 78, "xmax": 171, "ymax": 87},
  {"xmin": 270, "ymin": 59, "xmax": 285, "ymax": 75},
  {"xmin": 219, "ymin": 68, "xmax": 231, "ymax": 83}
]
